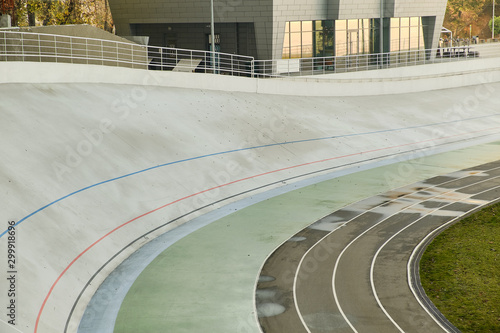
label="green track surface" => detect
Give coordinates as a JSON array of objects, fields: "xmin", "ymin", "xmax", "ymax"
[
  {"xmin": 114, "ymin": 142, "xmax": 500, "ymax": 333},
  {"xmin": 421, "ymin": 202, "xmax": 500, "ymax": 332}
]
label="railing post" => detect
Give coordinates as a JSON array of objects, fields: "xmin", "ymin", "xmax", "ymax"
[
  {"xmin": 86, "ymin": 39, "xmax": 88, "ymax": 65},
  {"xmin": 37, "ymin": 33, "xmax": 41, "ymax": 62},
  {"xmin": 21, "ymin": 33, "xmax": 25, "ymax": 62},
  {"xmin": 101, "ymin": 40, "xmax": 103, "ymax": 65},
  {"xmin": 160, "ymin": 47, "xmax": 163, "ymax": 70},
  {"xmin": 131, "ymin": 44, "xmax": 134, "ymax": 68},
  {"xmin": 3, "ymin": 32, "xmax": 6, "ymax": 61},
  {"xmin": 54, "ymin": 35, "xmax": 57, "ymax": 63}
]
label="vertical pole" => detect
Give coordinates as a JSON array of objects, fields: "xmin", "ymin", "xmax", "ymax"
[
  {"xmin": 38, "ymin": 33, "xmax": 40, "ymax": 62},
  {"xmin": 380, "ymin": 0, "xmax": 384, "ymax": 66},
  {"xmin": 493, "ymin": 0, "xmax": 496, "ymax": 39},
  {"xmin": 210, "ymin": 0, "xmax": 216, "ymax": 73}
]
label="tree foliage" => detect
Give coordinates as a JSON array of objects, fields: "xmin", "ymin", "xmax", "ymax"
[
  {"xmin": 445, "ymin": 0, "xmax": 488, "ymax": 35},
  {"xmin": 10, "ymin": 0, "xmax": 113, "ymax": 32},
  {"xmin": 489, "ymin": 16, "xmax": 500, "ymax": 35}
]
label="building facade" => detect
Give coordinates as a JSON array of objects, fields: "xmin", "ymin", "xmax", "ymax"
[{"xmin": 108, "ymin": 0, "xmax": 447, "ymax": 60}]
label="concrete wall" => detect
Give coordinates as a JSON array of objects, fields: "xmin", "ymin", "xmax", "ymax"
[
  {"xmin": 0, "ymin": 14, "xmax": 12, "ymax": 27},
  {"xmin": 2, "ymin": 57, "xmax": 500, "ymax": 96}
]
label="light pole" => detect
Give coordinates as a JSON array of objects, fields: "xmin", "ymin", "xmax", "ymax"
[
  {"xmin": 210, "ymin": 0, "xmax": 216, "ymax": 73},
  {"xmin": 493, "ymin": 0, "xmax": 496, "ymax": 39},
  {"xmin": 380, "ymin": 0, "xmax": 384, "ymax": 54}
]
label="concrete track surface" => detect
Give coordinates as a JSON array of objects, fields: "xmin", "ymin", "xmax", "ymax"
[
  {"xmin": 0, "ymin": 60, "xmax": 500, "ymax": 333},
  {"xmin": 258, "ymin": 160, "xmax": 500, "ymax": 333}
]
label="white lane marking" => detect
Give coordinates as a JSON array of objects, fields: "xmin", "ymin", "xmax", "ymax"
[
  {"xmin": 370, "ymin": 178, "xmax": 498, "ymax": 333},
  {"xmin": 406, "ymin": 185, "xmax": 500, "ymax": 333},
  {"xmin": 288, "ymin": 164, "xmax": 500, "ymax": 332},
  {"xmin": 293, "ymin": 194, "xmax": 420, "ymax": 332},
  {"xmin": 330, "ymin": 167, "xmax": 500, "ymax": 332}
]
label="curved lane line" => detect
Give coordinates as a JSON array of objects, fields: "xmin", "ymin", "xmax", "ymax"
[
  {"xmin": 35, "ymin": 127, "xmax": 500, "ymax": 332},
  {"xmin": 330, "ymin": 166, "xmax": 500, "ymax": 332},
  {"xmin": 295, "ymin": 167, "xmax": 499, "ymax": 331},
  {"xmin": 2, "ymin": 114, "xmax": 500, "ymax": 239},
  {"xmin": 370, "ymin": 178, "xmax": 500, "ymax": 333},
  {"xmin": 406, "ymin": 192, "xmax": 500, "ymax": 333}
]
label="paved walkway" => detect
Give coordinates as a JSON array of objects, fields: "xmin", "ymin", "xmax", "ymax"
[{"xmin": 80, "ymin": 141, "xmax": 500, "ymax": 333}]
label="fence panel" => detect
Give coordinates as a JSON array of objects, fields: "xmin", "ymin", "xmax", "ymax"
[{"xmin": 0, "ymin": 31, "xmax": 498, "ymax": 78}]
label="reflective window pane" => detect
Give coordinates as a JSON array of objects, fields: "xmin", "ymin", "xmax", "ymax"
[
  {"xmin": 348, "ymin": 19, "xmax": 358, "ymax": 30},
  {"xmin": 290, "ymin": 21, "xmax": 301, "ymax": 33},
  {"xmin": 302, "ymin": 21, "xmax": 313, "ymax": 32},
  {"xmin": 336, "ymin": 20, "xmax": 346, "ymax": 31}
]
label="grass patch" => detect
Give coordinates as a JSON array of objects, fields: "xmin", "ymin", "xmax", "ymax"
[{"xmin": 420, "ymin": 202, "xmax": 500, "ymax": 332}]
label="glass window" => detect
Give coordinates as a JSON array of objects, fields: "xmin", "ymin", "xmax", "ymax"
[
  {"xmin": 390, "ymin": 18, "xmax": 400, "ymax": 52},
  {"xmin": 410, "ymin": 26, "xmax": 419, "ymax": 49},
  {"xmin": 282, "ymin": 47, "xmax": 290, "ymax": 59},
  {"xmin": 290, "ymin": 32, "xmax": 301, "ymax": 57},
  {"xmin": 290, "ymin": 21, "xmax": 301, "ymax": 33},
  {"xmin": 400, "ymin": 26, "xmax": 410, "ymax": 50},
  {"xmin": 302, "ymin": 32, "xmax": 313, "ymax": 57},
  {"xmin": 348, "ymin": 19, "xmax": 358, "ymax": 30},
  {"xmin": 282, "ymin": 16, "xmax": 427, "ymax": 59},
  {"xmin": 336, "ymin": 27, "xmax": 347, "ymax": 56},
  {"xmin": 390, "ymin": 26, "xmax": 400, "ymax": 51},
  {"xmin": 336, "ymin": 20, "xmax": 346, "ymax": 31},
  {"xmin": 302, "ymin": 21, "xmax": 313, "ymax": 32}
]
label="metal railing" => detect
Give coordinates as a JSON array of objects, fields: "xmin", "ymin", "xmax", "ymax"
[
  {"xmin": 0, "ymin": 30, "xmax": 149, "ymax": 69},
  {"xmin": 0, "ymin": 30, "xmax": 254, "ymax": 76},
  {"xmin": 147, "ymin": 46, "xmax": 253, "ymax": 76},
  {"xmin": 1, "ymin": 30, "xmax": 498, "ymax": 78},
  {"xmin": 253, "ymin": 44, "xmax": 499, "ymax": 77}
]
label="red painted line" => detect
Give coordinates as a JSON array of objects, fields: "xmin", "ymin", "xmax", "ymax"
[{"xmin": 34, "ymin": 126, "xmax": 500, "ymax": 332}]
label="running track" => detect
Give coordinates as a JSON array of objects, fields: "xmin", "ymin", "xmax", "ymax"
[{"xmin": 257, "ymin": 160, "xmax": 500, "ymax": 333}]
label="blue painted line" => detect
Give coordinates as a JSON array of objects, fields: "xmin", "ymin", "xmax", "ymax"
[{"xmin": 1, "ymin": 113, "xmax": 499, "ymax": 239}]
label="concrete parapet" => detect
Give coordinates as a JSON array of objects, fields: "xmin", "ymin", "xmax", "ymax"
[{"xmin": 0, "ymin": 14, "xmax": 11, "ymax": 28}]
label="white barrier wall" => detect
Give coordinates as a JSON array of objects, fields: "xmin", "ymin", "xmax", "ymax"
[
  {"xmin": 0, "ymin": 60, "xmax": 500, "ymax": 333},
  {"xmin": 1, "ymin": 57, "xmax": 500, "ymax": 97}
]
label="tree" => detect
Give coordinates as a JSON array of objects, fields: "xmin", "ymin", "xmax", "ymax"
[
  {"xmin": 11, "ymin": 0, "xmax": 113, "ymax": 32},
  {"xmin": 445, "ymin": 0, "xmax": 488, "ymax": 36},
  {"xmin": 489, "ymin": 16, "xmax": 500, "ymax": 36}
]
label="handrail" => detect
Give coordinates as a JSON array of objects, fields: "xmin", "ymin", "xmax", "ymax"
[{"xmin": 1, "ymin": 30, "xmax": 498, "ymax": 78}]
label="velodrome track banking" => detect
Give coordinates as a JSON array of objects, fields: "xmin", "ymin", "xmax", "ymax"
[{"xmin": 1, "ymin": 62, "xmax": 500, "ymax": 333}]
